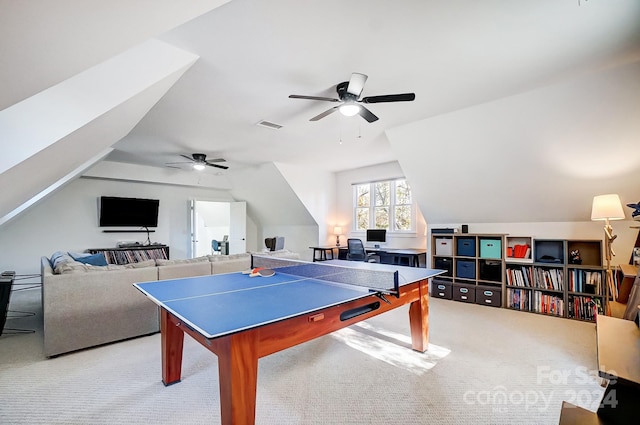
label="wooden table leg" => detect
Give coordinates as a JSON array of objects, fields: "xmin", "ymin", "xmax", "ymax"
[
  {"xmin": 216, "ymin": 332, "xmax": 259, "ymax": 425},
  {"xmin": 408, "ymin": 279, "xmax": 429, "ymax": 352},
  {"xmin": 161, "ymin": 308, "xmax": 184, "ymax": 386}
]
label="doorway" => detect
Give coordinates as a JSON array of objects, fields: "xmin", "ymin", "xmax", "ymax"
[{"xmin": 190, "ymin": 200, "xmax": 246, "ymax": 257}]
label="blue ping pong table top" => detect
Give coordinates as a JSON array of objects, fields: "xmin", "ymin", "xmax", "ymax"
[{"xmin": 134, "ymin": 262, "xmax": 443, "ymax": 339}]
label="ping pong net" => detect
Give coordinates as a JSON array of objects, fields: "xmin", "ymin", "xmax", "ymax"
[{"xmin": 251, "ymin": 255, "xmax": 399, "ymax": 298}]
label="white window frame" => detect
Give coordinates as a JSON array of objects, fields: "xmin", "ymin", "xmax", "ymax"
[{"xmin": 352, "ymin": 178, "xmax": 416, "ymax": 235}]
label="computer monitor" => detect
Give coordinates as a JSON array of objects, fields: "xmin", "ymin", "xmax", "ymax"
[{"xmin": 366, "ymin": 229, "xmax": 386, "ymax": 243}]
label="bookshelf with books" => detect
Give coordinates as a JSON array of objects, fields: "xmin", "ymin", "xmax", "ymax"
[
  {"xmin": 431, "ymin": 232, "xmax": 605, "ymax": 322},
  {"xmin": 87, "ymin": 244, "xmax": 169, "ymax": 265},
  {"xmin": 430, "ymin": 233, "xmax": 505, "ymax": 308},
  {"xmin": 565, "ymin": 240, "xmax": 604, "ymax": 321},
  {"xmin": 505, "ymin": 238, "xmax": 604, "ymax": 322}
]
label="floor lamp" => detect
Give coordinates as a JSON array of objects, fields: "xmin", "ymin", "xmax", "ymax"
[{"xmin": 591, "ymin": 194, "xmax": 625, "ymax": 316}]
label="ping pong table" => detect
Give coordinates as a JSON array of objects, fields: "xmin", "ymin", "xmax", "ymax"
[{"xmin": 134, "ymin": 256, "xmax": 443, "ymax": 425}]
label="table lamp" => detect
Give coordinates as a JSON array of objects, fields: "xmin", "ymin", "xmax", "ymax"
[
  {"xmin": 334, "ymin": 226, "xmax": 342, "ymax": 246},
  {"xmin": 591, "ymin": 194, "xmax": 625, "ymax": 312}
]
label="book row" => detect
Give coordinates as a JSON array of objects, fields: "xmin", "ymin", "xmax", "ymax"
[
  {"xmin": 566, "ymin": 295, "xmax": 602, "ymax": 321},
  {"xmin": 100, "ymin": 248, "xmax": 169, "ymax": 265},
  {"xmin": 507, "ymin": 288, "xmax": 565, "ymax": 317},
  {"xmin": 505, "ymin": 266, "xmax": 564, "ymax": 291},
  {"xmin": 567, "ymin": 269, "xmax": 602, "ymax": 294}
]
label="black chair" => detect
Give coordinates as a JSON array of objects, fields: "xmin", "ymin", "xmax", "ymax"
[{"xmin": 346, "ymin": 238, "xmax": 376, "ymax": 262}]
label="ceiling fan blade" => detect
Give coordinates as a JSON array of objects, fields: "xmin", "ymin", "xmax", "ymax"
[
  {"xmin": 361, "ymin": 93, "xmax": 415, "ymax": 103},
  {"xmin": 310, "ymin": 106, "xmax": 339, "ymax": 121},
  {"xmin": 206, "ymin": 163, "xmax": 229, "ymax": 170},
  {"xmin": 180, "ymin": 154, "xmax": 195, "ymax": 162},
  {"xmin": 346, "ymin": 73, "xmax": 367, "ymax": 98},
  {"xmin": 358, "ymin": 106, "xmax": 379, "ymax": 123},
  {"xmin": 289, "ymin": 94, "xmax": 340, "ymax": 102},
  {"xmin": 166, "ymin": 161, "xmax": 192, "ymax": 165},
  {"xmin": 205, "ymin": 158, "xmax": 226, "ymax": 164}
]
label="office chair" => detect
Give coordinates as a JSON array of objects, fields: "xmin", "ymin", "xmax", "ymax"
[
  {"xmin": 211, "ymin": 240, "xmax": 221, "ymax": 255},
  {"xmin": 346, "ymin": 238, "xmax": 376, "ymax": 262}
]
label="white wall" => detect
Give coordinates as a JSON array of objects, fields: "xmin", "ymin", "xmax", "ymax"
[
  {"xmin": 388, "ymin": 60, "xmax": 640, "ymax": 225},
  {"xmin": 0, "ymin": 177, "xmax": 234, "ymax": 274},
  {"xmin": 276, "ymin": 162, "xmax": 335, "ymax": 246}
]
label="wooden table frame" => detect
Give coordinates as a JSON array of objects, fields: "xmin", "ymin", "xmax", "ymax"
[{"xmin": 160, "ymin": 277, "xmax": 430, "ymax": 425}]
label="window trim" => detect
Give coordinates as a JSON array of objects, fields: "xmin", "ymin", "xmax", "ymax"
[{"xmin": 352, "ymin": 178, "xmax": 416, "ymax": 235}]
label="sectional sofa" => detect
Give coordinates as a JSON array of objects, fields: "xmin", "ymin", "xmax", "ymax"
[{"xmin": 40, "ymin": 250, "xmax": 300, "ymax": 357}]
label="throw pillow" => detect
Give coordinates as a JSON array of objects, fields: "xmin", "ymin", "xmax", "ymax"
[
  {"xmin": 50, "ymin": 251, "xmax": 74, "ymax": 269},
  {"xmin": 70, "ymin": 252, "xmax": 108, "ymax": 266}
]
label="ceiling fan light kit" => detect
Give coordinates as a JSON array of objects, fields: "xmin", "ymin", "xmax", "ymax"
[
  {"xmin": 339, "ymin": 103, "xmax": 360, "ymax": 117},
  {"xmin": 289, "ymin": 72, "xmax": 415, "ymax": 123},
  {"xmin": 165, "ymin": 153, "xmax": 229, "ymax": 171}
]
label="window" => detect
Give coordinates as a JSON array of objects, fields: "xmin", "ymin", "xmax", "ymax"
[{"xmin": 353, "ymin": 179, "xmax": 414, "ymax": 232}]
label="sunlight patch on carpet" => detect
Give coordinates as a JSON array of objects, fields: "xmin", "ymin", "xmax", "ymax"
[{"xmin": 330, "ymin": 322, "xmax": 451, "ymax": 375}]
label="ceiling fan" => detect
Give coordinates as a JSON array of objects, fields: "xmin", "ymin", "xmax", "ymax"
[
  {"xmin": 166, "ymin": 153, "xmax": 228, "ymax": 170},
  {"xmin": 289, "ymin": 72, "xmax": 415, "ymax": 123}
]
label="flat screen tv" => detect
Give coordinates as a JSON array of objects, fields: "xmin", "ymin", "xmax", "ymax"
[
  {"xmin": 99, "ymin": 196, "xmax": 159, "ymax": 227},
  {"xmin": 366, "ymin": 229, "xmax": 386, "ymax": 243}
]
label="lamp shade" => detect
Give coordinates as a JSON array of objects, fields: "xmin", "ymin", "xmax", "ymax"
[
  {"xmin": 591, "ymin": 194, "xmax": 625, "ymax": 221},
  {"xmin": 333, "ymin": 226, "xmax": 342, "ymax": 235}
]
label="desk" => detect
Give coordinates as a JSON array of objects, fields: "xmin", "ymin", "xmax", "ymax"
[
  {"xmin": 309, "ymin": 246, "xmax": 338, "ymax": 262},
  {"xmin": 135, "ymin": 256, "xmax": 442, "ymax": 425},
  {"xmin": 336, "ymin": 247, "xmax": 426, "ymax": 267}
]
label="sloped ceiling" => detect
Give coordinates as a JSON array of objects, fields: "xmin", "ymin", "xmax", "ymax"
[
  {"xmin": 0, "ymin": 40, "xmax": 199, "ymax": 222},
  {"xmin": 0, "ymin": 0, "xmax": 230, "ymax": 109},
  {"xmin": 388, "ymin": 61, "xmax": 640, "ymax": 224},
  {"xmin": 1, "ymin": 0, "xmax": 640, "ymax": 227}
]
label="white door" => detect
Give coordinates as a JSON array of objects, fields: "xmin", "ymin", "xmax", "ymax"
[{"xmin": 229, "ymin": 201, "xmax": 246, "ymax": 254}]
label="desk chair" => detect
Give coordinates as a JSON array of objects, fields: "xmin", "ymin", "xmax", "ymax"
[
  {"xmin": 211, "ymin": 240, "xmax": 222, "ymax": 255},
  {"xmin": 346, "ymin": 238, "xmax": 376, "ymax": 262}
]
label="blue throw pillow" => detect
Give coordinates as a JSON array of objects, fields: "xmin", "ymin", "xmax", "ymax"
[{"xmin": 70, "ymin": 252, "xmax": 108, "ymax": 266}]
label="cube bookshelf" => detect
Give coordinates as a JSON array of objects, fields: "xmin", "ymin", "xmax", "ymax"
[{"xmin": 431, "ymin": 232, "xmax": 605, "ymax": 322}]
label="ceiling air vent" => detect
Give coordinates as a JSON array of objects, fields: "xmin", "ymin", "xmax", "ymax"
[{"xmin": 256, "ymin": 120, "xmax": 283, "ymax": 130}]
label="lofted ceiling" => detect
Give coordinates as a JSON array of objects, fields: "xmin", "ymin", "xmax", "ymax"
[{"xmin": 2, "ymin": 0, "xmax": 640, "ymax": 224}]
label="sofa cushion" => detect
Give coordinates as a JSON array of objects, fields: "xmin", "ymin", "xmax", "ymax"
[
  {"xmin": 70, "ymin": 252, "xmax": 108, "ymax": 266},
  {"xmin": 156, "ymin": 256, "xmax": 210, "ymax": 266},
  {"xmin": 210, "ymin": 253, "xmax": 250, "ymax": 262},
  {"xmin": 125, "ymin": 259, "xmax": 156, "ymax": 269}
]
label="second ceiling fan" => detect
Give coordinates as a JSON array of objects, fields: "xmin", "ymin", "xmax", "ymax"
[{"xmin": 289, "ymin": 72, "xmax": 415, "ymax": 123}]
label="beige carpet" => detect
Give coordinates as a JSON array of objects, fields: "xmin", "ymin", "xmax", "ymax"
[{"xmin": 0, "ymin": 287, "xmax": 604, "ymax": 424}]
